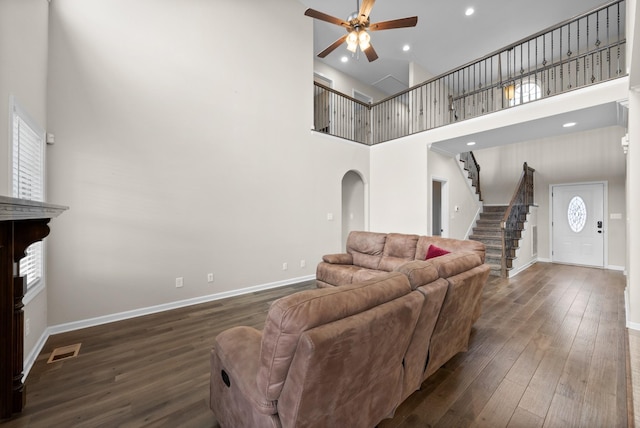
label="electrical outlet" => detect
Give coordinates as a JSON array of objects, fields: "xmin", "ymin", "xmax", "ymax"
[
  {"xmin": 25, "ymin": 318, "xmax": 30, "ymax": 336},
  {"xmin": 282, "ymin": 262, "xmax": 288, "ymax": 271},
  {"xmin": 175, "ymin": 277, "xmax": 184, "ymax": 288},
  {"xmin": 300, "ymin": 259, "xmax": 306, "ymax": 268},
  {"xmin": 207, "ymin": 273, "xmax": 214, "ymax": 283}
]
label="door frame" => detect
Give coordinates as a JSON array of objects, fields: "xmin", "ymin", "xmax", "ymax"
[
  {"xmin": 549, "ymin": 181, "xmax": 608, "ymax": 268},
  {"xmin": 431, "ymin": 176, "xmax": 449, "ymax": 237},
  {"xmin": 341, "ymin": 170, "xmax": 369, "ymax": 249}
]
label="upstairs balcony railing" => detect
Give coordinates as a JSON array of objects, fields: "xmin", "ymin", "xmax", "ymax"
[{"xmin": 313, "ymin": 0, "xmax": 627, "ymax": 146}]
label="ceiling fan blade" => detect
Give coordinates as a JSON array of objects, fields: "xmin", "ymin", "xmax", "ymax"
[
  {"xmin": 358, "ymin": 0, "xmax": 376, "ymax": 22},
  {"xmin": 304, "ymin": 8, "xmax": 351, "ymax": 29},
  {"xmin": 317, "ymin": 34, "xmax": 349, "ymax": 58},
  {"xmin": 369, "ymin": 16, "xmax": 418, "ymax": 31},
  {"xmin": 364, "ymin": 44, "xmax": 379, "ymax": 62}
]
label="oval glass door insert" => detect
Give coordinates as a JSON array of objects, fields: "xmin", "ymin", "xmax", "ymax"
[{"xmin": 567, "ymin": 196, "xmax": 587, "ymax": 233}]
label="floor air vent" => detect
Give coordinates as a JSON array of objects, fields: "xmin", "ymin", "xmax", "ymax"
[{"xmin": 47, "ymin": 343, "xmax": 81, "ymax": 364}]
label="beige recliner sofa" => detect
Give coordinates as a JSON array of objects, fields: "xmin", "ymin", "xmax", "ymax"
[
  {"xmin": 209, "ymin": 232, "xmax": 490, "ymax": 427},
  {"xmin": 209, "ymin": 272, "xmax": 447, "ymax": 428},
  {"xmin": 317, "ymin": 230, "xmax": 490, "ymax": 380}
]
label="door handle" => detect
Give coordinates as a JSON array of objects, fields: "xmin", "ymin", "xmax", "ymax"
[{"xmin": 597, "ymin": 221, "xmax": 603, "ymax": 229}]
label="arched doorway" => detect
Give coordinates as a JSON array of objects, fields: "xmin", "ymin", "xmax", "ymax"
[{"xmin": 342, "ymin": 171, "xmax": 366, "ymax": 248}]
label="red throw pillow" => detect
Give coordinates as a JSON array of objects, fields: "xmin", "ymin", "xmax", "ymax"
[{"xmin": 425, "ymin": 244, "xmax": 450, "ymax": 260}]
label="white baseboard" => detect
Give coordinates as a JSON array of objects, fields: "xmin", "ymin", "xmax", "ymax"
[
  {"xmin": 24, "ymin": 275, "xmax": 315, "ymax": 378},
  {"xmin": 607, "ymin": 265, "xmax": 626, "ymax": 273},
  {"xmin": 507, "ymin": 260, "xmax": 537, "ymax": 278},
  {"xmin": 625, "ymin": 286, "xmax": 640, "ymax": 331},
  {"xmin": 23, "ymin": 330, "xmax": 50, "ymax": 379}
]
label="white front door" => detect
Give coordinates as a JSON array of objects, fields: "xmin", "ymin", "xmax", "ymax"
[{"xmin": 552, "ymin": 183, "xmax": 605, "ymax": 267}]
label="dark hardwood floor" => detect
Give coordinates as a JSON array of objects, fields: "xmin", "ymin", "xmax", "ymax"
[{"xmin": 1, "ymin": 263, "xmax": 630, "ymax": 427}]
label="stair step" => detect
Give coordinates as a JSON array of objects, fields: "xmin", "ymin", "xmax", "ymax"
[
  {"xmin": 473, "ymin": 226, "xmax": 501, "ymax": 234},
  {"xmin": 476, "ymin": 221, "xmax": 502, "ymax": 229},
  {"xmin": 483, "ymin": 205, "xmax": 508, "ymax": 213},
  {"xmin": 478, "ymin": 214, "xmax": 504, "ymax": 222}
]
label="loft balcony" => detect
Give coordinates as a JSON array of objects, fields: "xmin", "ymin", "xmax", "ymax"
[{"xmin": 313, "ymin": 0, "xmax": 627, "ymax": 147}]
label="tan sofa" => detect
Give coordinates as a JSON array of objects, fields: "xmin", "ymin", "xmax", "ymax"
[
  {"xmin": 317, "ymin": 230, "xmax": 490, "ymax": 380},
  {"xmin": 316, "ymin": 231, "xmax": 486, "ymax": 288},
  {"xmin": 209, "ymin": 272, "xmax": 447, "ymax": 428},
  {"xmin": 209, "ymin": 232, "xmax": 489, "ymax": 427}
]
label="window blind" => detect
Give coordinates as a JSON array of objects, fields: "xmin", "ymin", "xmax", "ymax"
[{"xmin": 12, "ymin": 102, "xmax": 45, "ymax": 289}]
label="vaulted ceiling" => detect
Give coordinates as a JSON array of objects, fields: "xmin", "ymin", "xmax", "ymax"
[
  {"xmin": 298, "ymin": 0, "xmax": 629, "ymax": 154},
  {"xmin": 298, "ymin": 0, "xmax": 616, "ymax": 95}
]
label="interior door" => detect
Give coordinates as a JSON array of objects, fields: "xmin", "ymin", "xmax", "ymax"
[{"xmin": 552, "ymin": 183, "xmax": 605, "ymax": 267}]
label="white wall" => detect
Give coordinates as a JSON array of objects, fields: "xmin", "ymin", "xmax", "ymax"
[
  {"xmin": 625, "ymin": 0, "xmax": 640, "ymax": 328},
  {"xmin": 474, "ymin": 126, "xmax": 627, "ymax": 268},
  {"xmin": 313, "ymin": 60, "xmax": 387, "ymax": 102},
  {"xmin": 368, "ymin": 133, "xmax": 479, "ymax": 239},
  {"xmin": 45, "ymin": 0, "xmax": 370, "ymax": 326},
  {"xmin": 409, "ymin": 61, "xmax": 434, "ymax": 87},
  {"xmin": 427, "ymin": 151, "xmax": 481, "ymax": 239},
  {"xmin": 627, "ymin": 89, "xmax": 640, "ymax": 326},
  {"xmin": 369, "ymin": 133, "xmax": 429, "ymax": 234},
  {"xmin": 0, "ymin": 0, "xmax": 50, "ymax": 363},
  {"xmin": 510, "ymin": 206, "xmax": 538, "ymax": 276}
]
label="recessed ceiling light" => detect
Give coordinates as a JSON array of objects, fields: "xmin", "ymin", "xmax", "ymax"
[
  {"xmin": 467, "ymin": 141, "xmax": 476, "ymax": 146},
  {"xmin": 402, "ymin": 44, "xmax": 411, "ymax": 52},
  {"xmin": 563, "ymin": 122, "xmax": 577, "ymax": 128},
  {"xmin": 341, "ymin": 56, "xmax": 349, "ymax": 63},
  {"xmin": 465, "ymin": 7, "xmax": 475, "ymax": 16}
]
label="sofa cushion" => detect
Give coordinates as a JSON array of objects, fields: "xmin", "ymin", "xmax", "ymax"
[
  {"xmin": 352, "ymin": 268, "xmax": 390, "ymax": 283},
  {"xmin": 347, "ymin": 231, "xmax": 387, "ymax": 269},
  {"xmin": 316, "ymin": 262, "xmax": 361, "ymax": 285},
  {"xmin": 378, "ymin": 233, "xmax": 419, "ymax": 272},
  {"xmin": 425, "ymin": 244, "xmax": 450, "ymax": 260},
  {"xmin": 257, "ymin": 272, "xmax": 411, "ymax": 400}
]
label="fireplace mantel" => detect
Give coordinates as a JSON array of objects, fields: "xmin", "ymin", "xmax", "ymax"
[{"xmin": 0, "ymin": 196, "xmax": 67, "ymax": 419}]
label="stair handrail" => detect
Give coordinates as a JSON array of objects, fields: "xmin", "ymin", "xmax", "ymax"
[
  {"xmin": 460, "ymin": 151, "xmax": 482, "ymax": 201},
  {"xmin": 500, "ymin": 162, "xmax": 535, "ymax": 277}
]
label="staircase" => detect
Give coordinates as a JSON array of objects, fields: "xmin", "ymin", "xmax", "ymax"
[
  {"xmin": 460, "ymin": 154, "xmax": 534, "ymax": 278},
  {"xmin": 469, "ymin": 206, "xmax": 517, "ymax": 277}
]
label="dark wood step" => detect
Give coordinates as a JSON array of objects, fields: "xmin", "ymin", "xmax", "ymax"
[{"xmin": 482, "ymin": 205, "xmax": 508, "ymax": 213}]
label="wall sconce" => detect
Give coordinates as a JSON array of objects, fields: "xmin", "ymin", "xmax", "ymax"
[{"xmin": 504, "ymin": 84, "xmax": 516, "ymax": 100}]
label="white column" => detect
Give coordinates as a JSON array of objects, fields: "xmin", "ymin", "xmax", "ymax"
[{"xmin": 627, "ymin": 89, "xmax": 640, "ymax": 328}]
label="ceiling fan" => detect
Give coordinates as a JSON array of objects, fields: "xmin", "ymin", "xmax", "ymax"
[{"xmin": 304, "ymin": 0, "xmax": 418, "ymax": 62}]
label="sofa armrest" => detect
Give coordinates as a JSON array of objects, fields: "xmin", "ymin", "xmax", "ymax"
[
  {"xmin": 427, "ymin": 251, "xmax": 482, "ymax": 278},
  {"xmin": 322, "ymin": 253, "xmax": 353, "ymax": 265},
  {"xmin": 212, "ymin": 326, "xmax": 277, "ymax": 415},
  {"xmin": 394, "ymin": 260, "xmax": 439, "ymax": 290}
]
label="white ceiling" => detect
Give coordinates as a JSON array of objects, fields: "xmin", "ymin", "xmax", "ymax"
[
  {"xmin": 298, "ymin": 0, "xmax": 614, "ymax": 94},
  {"xmin": 299, "ymin": 0, "xmax": 620, "ymax": 95},
  {"xmin": 429, "ymin": 102, "xmax": 628, "ymax": 155},
  {"xmin": 298, "ymin": 0, "xmax": 628, "ymax": 154}
]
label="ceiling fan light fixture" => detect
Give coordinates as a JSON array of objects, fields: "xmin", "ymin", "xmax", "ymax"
[
  {"xmin": 304, "ymin": 3, "xmax": 418, "ymax": 63},
  {"xmin": 358, "ymin": 30, "xmax": 371, "ymax": 51},
  {"xmin": 347, "ymin": 30, "xmax": 359, "ymax": 52}
]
